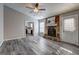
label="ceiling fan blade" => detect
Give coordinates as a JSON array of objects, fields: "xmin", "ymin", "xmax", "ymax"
[
  {"xmin": 39, "ymin": 9, "xmax": 46, "ymax": 11},
  {"xmin": 25, "ymin": 6, "xmax": 34, "ymax": 9}
]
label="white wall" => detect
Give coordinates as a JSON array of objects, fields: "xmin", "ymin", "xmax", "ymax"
[
  {"xmin": 4, "ymin": 6, "xmax": 26, "ymax": 40},
  {"xmin": 60, "ymin": 10, "xmax": 79, "ymax": 45},
  {"xmin": 34, "ymin": 20, "xmax": 39, "ymax": 36},
  {"xmin": 0, "ymin": 4, "xmax": 4, "ymax": 46}
]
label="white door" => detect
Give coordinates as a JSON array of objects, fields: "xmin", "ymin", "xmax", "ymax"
[{"xmin": 61, "ymin": 14, "xmax": 78, "ymax": 45}]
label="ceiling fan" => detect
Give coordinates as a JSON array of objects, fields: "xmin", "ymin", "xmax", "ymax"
[{"xmin": 25, "ymin": 3, "xmax": 46, "ymax": 13}]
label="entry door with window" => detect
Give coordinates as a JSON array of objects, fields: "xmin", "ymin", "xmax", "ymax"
[{"xmin": 62, "ymin": 14, "xmax": 78, "ymax": 45}]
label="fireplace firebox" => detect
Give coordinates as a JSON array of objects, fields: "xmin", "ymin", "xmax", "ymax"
[{"xmin": 48, "ymin": 26, "xmax": 56, "ymax": 37}]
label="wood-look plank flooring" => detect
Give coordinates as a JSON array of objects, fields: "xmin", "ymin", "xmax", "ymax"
[{"xmin": 0, "ymin": 35, "xmax": 79, "ymax": 55}]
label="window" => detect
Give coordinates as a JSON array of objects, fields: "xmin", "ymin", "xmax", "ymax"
[
  {"xmin": 64, "ymin": 18, "xmax": 75, "ymax": 32},
  {"xmin": 30, "ymin": 23, "xmax": 33, "ymax": 28},
  {"xmin": 40, "ymin": 22, "xmax": 45, "ymax": 33}
]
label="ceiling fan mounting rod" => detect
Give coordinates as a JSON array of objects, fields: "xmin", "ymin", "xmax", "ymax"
[{"xmin": 35, "ymin": 3, "xmax": 39, "ymax": 8}]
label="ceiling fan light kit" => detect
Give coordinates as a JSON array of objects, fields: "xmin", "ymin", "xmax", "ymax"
[
  {"xmin": 25, "ymin": 3, "xmax": 46, "ymax": 13},
  {"xmin": 34, "ymin": 7, "xmax": 39, "ymax": 13}
]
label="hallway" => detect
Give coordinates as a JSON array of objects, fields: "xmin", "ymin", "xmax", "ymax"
[{"xmin": 0, "ymin": 35, "xmax": 79, "ymax": 55}]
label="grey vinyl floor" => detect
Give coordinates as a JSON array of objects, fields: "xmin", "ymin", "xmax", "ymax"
[{"xmin": 0, "ymin": 35, "xmax": 79, "ymax": 55}]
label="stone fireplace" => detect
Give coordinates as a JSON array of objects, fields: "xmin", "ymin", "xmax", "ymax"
[{"xmin": 44, "ymin": 15, "xmax": 60, "ymax": 41}]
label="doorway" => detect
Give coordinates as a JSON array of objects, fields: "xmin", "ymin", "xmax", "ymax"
[{"xmin": 25, "ymin": 21, "xmax": 34, "ymax": 35}]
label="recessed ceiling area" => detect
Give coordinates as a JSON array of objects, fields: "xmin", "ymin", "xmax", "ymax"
[{"xmin": 5, "ymin": 3, "xmax": 79, "ymax": 20}]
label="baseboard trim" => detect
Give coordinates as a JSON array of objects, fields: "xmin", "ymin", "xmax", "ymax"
[
  {"xmin": 61, "ymin": 41, "xmax": 79, "ymax": 47},
  {"xmin": 4, "ymin": 36, "xmax": 26, "ymax": 41},
  {"xmin": 0, "ymin": 40, "xmax": 4, "ymax": 47}
]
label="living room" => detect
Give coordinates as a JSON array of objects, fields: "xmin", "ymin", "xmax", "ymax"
[{"xmin": 0, "ymin": 3, "xmax": 79, "ymax": 55}]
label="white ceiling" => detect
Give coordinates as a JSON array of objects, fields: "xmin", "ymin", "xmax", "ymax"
[{"xmin": 5, "ymin": 3, "xmax": 79, "ymax": 20}]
